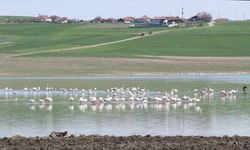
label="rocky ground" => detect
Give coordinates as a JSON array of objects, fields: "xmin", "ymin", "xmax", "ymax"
[{"xmin": 1, "ymin": 135, "xmax": 250, "ymax": 150}]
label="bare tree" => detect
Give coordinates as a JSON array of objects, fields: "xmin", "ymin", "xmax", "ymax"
[{"xmin": 196, "ymin": 11, "xmax": 213, "ymax": 22}]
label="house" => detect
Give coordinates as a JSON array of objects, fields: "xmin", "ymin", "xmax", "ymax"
[
  {"xmin": 91, "ymin": 17, "xmax": 106, "ymax": 23},
  {"xmin": 117, "ymin": 18, "xmax": 125, "ymax": 23},
  {"xmin": 215, "ymin": 18, "xmax": 229, "ymax": 23},
  {"xmin": 150, "ymin": 16, "xmax": 168, "ymax": 27},
  {"xmin": 134, "ymin": 15, "xmax": 150, "ymax": 23},
  {"xmin": 133, "ymin": 15, "xmax": 151, "ymax": 27},
  {"xmin": 60, "ymin": 17, "xmax": 69, "ymax": 24},
  {"xmin": 188, "ymin": 15, "xmax": 199, "ymax": 22},
  {"xmin": 33, "ymin": 15, "xmax": 52, "ymax": 22},
  {"xmin": 106, "ymin": 18, "xmax": 117, "ymax": 23},
  {"xmin": 125, "ymin": 15, "xmax": 184, "ymax": 28},
  {"xmin": 123, "ymin": 16, "xmax": 135, "ymax": 23},
  {"xmin": 165, "ymin": 16, "xmax": 184, "ymax": 24}
]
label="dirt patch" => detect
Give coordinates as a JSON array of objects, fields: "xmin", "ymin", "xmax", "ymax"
[{"xmin": 0, "ymin": 135, "xmax": 249, "ymax": 149}]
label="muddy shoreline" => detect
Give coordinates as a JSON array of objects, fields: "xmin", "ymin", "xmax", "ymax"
[{"xmin": 1, "ymin": 135, "xmax": 250, "ymax": 149}]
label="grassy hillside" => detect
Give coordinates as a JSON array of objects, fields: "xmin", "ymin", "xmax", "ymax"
[
  {"xmin": 0, "ymin": 16, "xmax": 33, "ymax": 20},
  {"xmin": 0, "ymin": 23, "xmax": 164, "ymax": 54},
  {"xmin": 29, "ymin": 21, "xmax": 250, "ymax": 57},
  {"xmin": 1, "ymin": 21, "xmax": 250, "ymax": 57}
]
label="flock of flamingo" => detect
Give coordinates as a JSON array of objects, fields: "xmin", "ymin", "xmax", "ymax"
[{"xmin": 1, "ymin": 86, "xmax": 239, "ymax": 108}]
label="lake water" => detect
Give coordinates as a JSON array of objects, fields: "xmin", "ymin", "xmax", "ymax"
[{"xmin": 0, "ymin": 75, "xmax": 249, "ymax": 137}]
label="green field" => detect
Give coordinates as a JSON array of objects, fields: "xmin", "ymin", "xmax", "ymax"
[
  {"xmin": 0, "ymin": 20, "xmax": 250, "ymax": 76},
  {"xmin": 0, "ymin": 16, "xmax": 33, "ymax": 21},
  {"xmin": 0, "ymin": 21, "xmax": 250, "ymax": 57},
  {"xmin": 0, "ymin": 23, "xmax": 165, "ymax": 55},
  {"xmin": 31, "ymin": 21, "xmax": 250, "ymax": 57},
  {"xmin": 1, "ymin": 21, "xmax": 250, "ymax": 57}
]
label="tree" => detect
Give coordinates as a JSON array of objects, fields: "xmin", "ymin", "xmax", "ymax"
[
  {"xmin": 196, "ymin": 11, "xmax": 212, "ymax": 22},
  {"xmin": 50, "ymin": 15, "xmax": 60, "ymax": 23}
]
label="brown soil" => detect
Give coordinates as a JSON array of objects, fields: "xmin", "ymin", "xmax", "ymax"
[{"xmin": 0, "ymin": 135, "xmax": 250, "ymax": 150}]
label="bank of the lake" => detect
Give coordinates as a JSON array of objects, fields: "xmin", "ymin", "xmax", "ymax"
[{"xmin": 0, "ymin": 135, "xmax": 249, "ymax": 149}]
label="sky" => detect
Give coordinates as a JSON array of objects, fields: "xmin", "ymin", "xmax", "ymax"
[{"xmin": 0, "ymin": 0, "xmax": 250, "ymax": 20}]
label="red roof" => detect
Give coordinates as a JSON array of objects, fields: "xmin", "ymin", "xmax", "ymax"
[
  {"xmin": 123, "ymin": 16, "xmax": 135, "ymax": 21},
  {"xmin": 137, "ymin": 15, "xmax": 151, "ymax": 20},
  {"xmin": 37, "ymin": 15, "xmax": 50, "ymax": 19},
  {"xmin": 215, "ymin": 18, "xmax": 229, "ymax": 22},
  {"xmin": 153, "ymin": 16, "xmax": 166, "ymax": 20}
]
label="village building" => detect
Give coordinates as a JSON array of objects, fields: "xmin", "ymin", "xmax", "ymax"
[
  {"xmin": 150, "ymin": 16, "xmax": 168, "ymax": 27},
  {"xmin": 123, "ymin": 16, "xmax": 135, "ymax": 24},
  {"xmin": 60, "ymin": 17, "xmax": 69, "ymax": 24},
  {"xmin": 33, "ymin": 15, "xmax": 52, "ymax": 22},
  {"xmin": 165, "ymin": 16, "xmax": 184, "ymax": 24},
  {"xmin": 133, "ymin": 15, "xmax": 151, "ymax": 27},
  {"xmin": 215, "ymin": 18, "xmax": 229, "ymax": 23},
  {"xmin": 129, "ymin": 15, "xmax": 184, "ymax": 28},
  {"xmin": 117, "ymin": 18, "xmax": 125, "ymax": 23},
  {"xmin": 106, "ymin": 18, "xmax": 117, "ymax": 23}
]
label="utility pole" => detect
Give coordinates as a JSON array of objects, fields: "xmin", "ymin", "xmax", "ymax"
[{"xmin": 181, "ymin": 5, "xmax": 184, "ymax": 19}]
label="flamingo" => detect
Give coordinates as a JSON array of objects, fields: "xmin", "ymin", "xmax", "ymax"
[
  {"xmin": 104, "ymin": 96, "xmax": 112, "ymax": 102},
  {"xmin": 90, "ymin": 96, "xmax": 97, "ymax": 104},
  {"xmin": 193, "ymin": 89, "xmax": 199, "ymax": 93},
  {"xmin": 68, "ymin": 96, "xmax": 74, "ymax": 101},
  {"xmin": 142, "ymin": 98, "xmax": 147, "ymax": 103},
  {"xmin": 45, "ymin": 97, "xmax": 53, "ymax": 103},
  {"xmin": 98, "ymin": 97, "xmax": 104, "ymax": 103},
  {"xmin": 30, "ymin": 99, "xmax": 36, "ymax": 103},
  {"xmin": 39, "ymin": 99, "xmax": 44, "ymax": 104},
  {"xmin": 79, "ymin": 97, "xmax": 87, "ymax": 104}
]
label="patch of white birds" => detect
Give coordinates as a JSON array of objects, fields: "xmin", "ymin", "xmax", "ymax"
[{"xmin": 1, "ymin": 86, "xmax": 239, "ymax": 112}]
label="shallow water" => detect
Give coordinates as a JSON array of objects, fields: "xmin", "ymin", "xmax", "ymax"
[{"xmin": 0, "ymin": 75, "xmax": 249, "ymax": 137}]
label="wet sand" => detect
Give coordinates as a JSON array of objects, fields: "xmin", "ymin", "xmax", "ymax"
[{"xmin": 1, "ymin": 135, "xmax": 250, "ymax": 149}]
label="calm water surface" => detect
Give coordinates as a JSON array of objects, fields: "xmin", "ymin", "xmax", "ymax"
[{"xmin": 0, "ymin": 75, "xmax": 249, "ymax": 137}]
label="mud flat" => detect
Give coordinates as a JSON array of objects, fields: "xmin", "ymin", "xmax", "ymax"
[{"xmin": 0, "ymin": 135, "xmax": 250, "ymax": 149}]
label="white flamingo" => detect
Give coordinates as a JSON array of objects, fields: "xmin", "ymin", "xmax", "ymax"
[
  {"xmin": 104, "ymin": 96, "xmax": 112, "ymax": 102},
  {"xmin": 39, "ymin": 99, "xmax": 44, "ymax": 104},
  {"xmin": 45, "ymin": 97, "xmax": 53, "ymax": 103},
  {"xmin": 79, "ymin": 97, "xmax": 87, "ymax": 104},
  {"xmin": 90, "ymin": 96, "xmax": 97, "ymax": 104},
  {"xmin": 68, "ymin": 96, "xmax": 74, "ymax": 101}
]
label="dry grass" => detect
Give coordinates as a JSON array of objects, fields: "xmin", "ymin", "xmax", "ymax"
[{"xmin": 0, "ymin": 56, "xmax": 250, "ymax": 77}]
